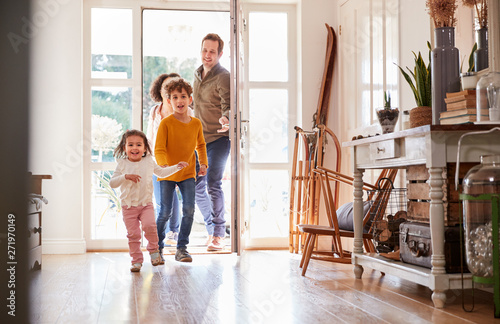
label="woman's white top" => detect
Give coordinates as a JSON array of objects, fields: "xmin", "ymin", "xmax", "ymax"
[
  {"xmin": 147, "ymin": 103, "xmax": 163, "ymax": 152},
  {"xmin": 109, "ymin": 155, "xmax": 179, "ymax": 207}
]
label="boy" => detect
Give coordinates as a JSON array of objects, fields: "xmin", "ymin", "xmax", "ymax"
[{"xmin": 155, "ymin": 78, "xmax": 208, "ymax": 262}]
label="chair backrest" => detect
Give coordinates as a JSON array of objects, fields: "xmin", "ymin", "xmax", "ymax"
[{"xmin": 312, "ymin": 125, "xmax": 342, "ymax": 212}]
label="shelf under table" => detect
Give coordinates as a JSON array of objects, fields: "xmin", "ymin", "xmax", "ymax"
[{"xmin": 353, "ymin": 253, "xmax": 473, "ymax": 291}]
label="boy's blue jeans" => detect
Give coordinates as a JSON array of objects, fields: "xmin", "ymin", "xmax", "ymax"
[
  {"xmin": 195, "ymin": 136, "xmax": 230, "ymax": 238},
  {"xmin": 153, "ymin": 174, "xmax": 180, "ymax": 233},
  {"xmin": 157, "ymin": 178, "xmax": 195, "ymax": 250}
]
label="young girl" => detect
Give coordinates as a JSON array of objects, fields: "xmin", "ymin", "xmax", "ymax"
[{"xmin": 110, "ymin": 129, "xmax": 188, "ymax": 272}]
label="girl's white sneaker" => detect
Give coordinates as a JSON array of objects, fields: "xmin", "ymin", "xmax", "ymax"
[{"xmin": 130, "ymin": 263, "xmax": 142, "ymax": 272}]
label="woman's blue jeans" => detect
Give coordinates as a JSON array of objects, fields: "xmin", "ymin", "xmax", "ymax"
[{"xmin": 157, "ymin": 178, "xmax": 195, "ymax": 250}]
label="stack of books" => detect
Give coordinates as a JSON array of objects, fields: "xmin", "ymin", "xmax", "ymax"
[{"xmin": 440, "ymin": 90, "xmax": 487, "ymax": 124}]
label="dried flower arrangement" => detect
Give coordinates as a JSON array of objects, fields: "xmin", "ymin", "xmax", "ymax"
[
  {"xmin": 462, "ymin": 0, "xmax": 488, "ymax": 29},
  {"xmin": 426, "ymin": 0, "xmax": 458, "ymax": 28}
]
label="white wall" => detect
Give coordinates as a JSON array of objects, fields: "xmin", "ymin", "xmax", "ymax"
[
  {"xmin": 29, "ymin": 0, "xmax": 85, "ymax": 253},
  {"xmin": 298, "ymin": 0, "xmax": 338, "ymax": 132},
  {"xmin": 398, "ymin": 0, "xmax": 431, "ymax": 114}
]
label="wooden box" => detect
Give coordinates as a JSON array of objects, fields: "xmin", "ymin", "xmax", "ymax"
[{"xmin": 406, "ymin": 163, "xmax": 476, "ymax": 226}]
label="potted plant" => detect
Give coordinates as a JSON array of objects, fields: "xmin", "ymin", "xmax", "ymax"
[
  {"xmin": 395, "ymin": 42, "xmax": 432, "ymax": 128},
  {"xmin": 460, "ymin": 43, "xmax": 478, "ymax": 90},
  {"xmin": 376, "ymin": 91, "xmax": 399, "ymax": 133}
]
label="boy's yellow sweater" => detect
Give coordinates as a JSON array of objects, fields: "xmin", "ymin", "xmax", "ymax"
[{"xmin": 154, "ymin": 115, "xmax": 208, "ymax": 182}]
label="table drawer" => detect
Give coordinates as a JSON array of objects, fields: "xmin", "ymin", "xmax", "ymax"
[
  {"xmin": 28, "ymin": 201, "xmax": 41, "ymax": 214},
  {"xmin": 369, "ymin": 139, "xmax": 400, "ymax": 160},
  {"xmin": 28, "ymin": 212, "xmax": 41, "ymax": 250}
]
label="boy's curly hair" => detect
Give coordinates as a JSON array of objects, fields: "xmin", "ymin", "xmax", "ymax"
[
  {"xmin": 149, "ymin": 73, "xmax": 181, "ymax": 102},
  {"xmin": 113, "ymin": 129, "xmax": 152, "ymax": 159},
  {"xmin": 166, "ymin": 78, "xmax": 193, "ymax": 98}
]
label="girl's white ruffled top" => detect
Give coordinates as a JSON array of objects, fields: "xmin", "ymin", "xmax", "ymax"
[{"xmin": 109, "ymin": 155, "xmax": 179, "ymax": 208}]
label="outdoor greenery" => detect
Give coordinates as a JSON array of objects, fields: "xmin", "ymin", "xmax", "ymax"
[{"xmin": 142, "ymin": 55, "xmax": 197, "ymax": 124}]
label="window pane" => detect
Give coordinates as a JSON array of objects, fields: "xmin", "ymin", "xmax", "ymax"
[
  {"xmin": 91, "ymin": 170, "xmax": 126, "ymax": 239},
  {"xmin": 91, "ymin": 87, "xmax": 131, "ymax": 162},
  {"xmin": 91, "ymin": 8, "xmax": 132, "ymax": 79},
  {"xmin": 142, "ymin": 9, "xmax": 230, "ymax": 130},
  {"xmin": 249, "ymin": 12, "xmax": 288, "ymax": 81},
  {"xmin": 249, "ymin": 170, "xmax": 289, "ymax": 238},
  {"xmin": 249, "ymin": 89, "xmax": 288, "ymax": 163}
]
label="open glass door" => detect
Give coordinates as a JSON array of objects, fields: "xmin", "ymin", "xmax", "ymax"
[
  {"xmin": 231, "ymin": 0, "xmax": 248, "ymax": 254},
  {"xmin": 236, "ymin": 3, "xmax": 296, "ymax": 249}
]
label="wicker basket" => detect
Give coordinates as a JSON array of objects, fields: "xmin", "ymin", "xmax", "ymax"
[{"xmin": 367, "ymin": 178, "xmax": 407, "ymax": 253}]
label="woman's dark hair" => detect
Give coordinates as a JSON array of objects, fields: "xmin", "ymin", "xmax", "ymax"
[
  {"xmin": 149, "ymin": 73, "xmax": 181, "ymax": 102},
  {"xmin": 113, "ymin": 129, "xmax": 152, "ymax": 159}
]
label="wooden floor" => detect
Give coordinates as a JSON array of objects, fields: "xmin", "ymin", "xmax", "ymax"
[{"xmin": 30, "ymin": 250, "xmax": 499, "ymax": 323}]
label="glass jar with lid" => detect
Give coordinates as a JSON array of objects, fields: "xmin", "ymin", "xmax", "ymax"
[
  {"xmin": 462, "ymin": 155, "xmax": 500, "ymax": 277},
  {"xmin": 476, "ymin": 72, "xmax": 500, "ymax": 122}
]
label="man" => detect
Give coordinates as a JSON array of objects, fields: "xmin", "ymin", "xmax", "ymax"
[{"xmin": 193, "ymin": 33, "xmax": 230, "ymax": 251}]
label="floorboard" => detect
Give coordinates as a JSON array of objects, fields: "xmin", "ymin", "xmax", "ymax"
[{"xmin": 29, "ymin": 251, "xmax": 500, "ymax": 323}]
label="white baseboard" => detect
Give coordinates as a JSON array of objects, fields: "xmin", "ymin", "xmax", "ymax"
[{"xmin": 42, "ymin": 238, "xmax": 86, "ymax": 254}]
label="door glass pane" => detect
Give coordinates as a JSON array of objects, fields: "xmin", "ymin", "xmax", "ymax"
[
  {"xmin": 249, "ymin": 170, "xmax": 289, "ymax": 238},
  {"xmin": 249, "ymin": 12, "xmax": 288, "ymax": 82},
  {"xmin": 91, "ymin": 170, "xmax": 126, "ymax": 239},
  {"xmin": 142, "ymin": 9, "xmax": 230, "ymax": 133},
  {"xmin": 91, "ymin": 87, "xmax": 131, "ymax": 162},
  {"xmin": 91, "ymin": 8, "xmax": 132, "ymax": 79},
  {"xmin": 249, "ymin": 89, "xmax": 288, "ymax": 163}
]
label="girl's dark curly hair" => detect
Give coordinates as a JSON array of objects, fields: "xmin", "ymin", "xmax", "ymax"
[
  {"xmin": 149, "ymin": 73, "xmax": 181, "ymax": 102},
  {"xmin": 113, "ymin": 129, "xmax": 152, "ymax": 159}
]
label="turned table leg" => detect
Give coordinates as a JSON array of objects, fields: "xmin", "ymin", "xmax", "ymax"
[
  {"xmin": 429, "ymin": 166, "xmax": 447, "ymax": 308},
  {"xmin": 352, "ymin": 168, "xmax": 365, "ymax": 278}
]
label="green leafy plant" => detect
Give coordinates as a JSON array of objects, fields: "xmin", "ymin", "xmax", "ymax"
[
  {"xmin": 384, "ymin": 91, "xmax": 391, "ymax": 109},
  {"xmin": 395, "ymin": 41, "xmax": 432, "ymax": 107},
  {"xmin": 461, "ymin": 42, "xmax": 477, "ymax": 73}
]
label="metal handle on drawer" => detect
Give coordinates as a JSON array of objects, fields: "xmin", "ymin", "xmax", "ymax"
[
  {"xmin": 33, "ymin": 227, "xmax": 41, "ymax": 234},
  {"xmin": 377, "ymin": 147, "xmax": 385, "ymax": 153}
]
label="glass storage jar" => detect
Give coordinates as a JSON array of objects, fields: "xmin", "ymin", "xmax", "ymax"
[
  {"xmin": 462, "ymin": 155, "xmax": 500, "ymax": 277},
  {"xmin": 476, "ymin": 72, "xmax": 500, "ymax": 122}
]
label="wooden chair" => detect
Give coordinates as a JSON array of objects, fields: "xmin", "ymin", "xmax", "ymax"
[{"xmin": 298, "ymin": 166, "xmax": 398, "ymax": 276}]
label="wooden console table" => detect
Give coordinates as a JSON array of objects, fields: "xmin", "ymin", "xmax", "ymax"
[
  {"xmin": 342, "ymin": 124, "xmax": 500, "ymax": 308},
  {"xmin": 28, "ymin": 174, "xmax": 52, "ymax": 271}
]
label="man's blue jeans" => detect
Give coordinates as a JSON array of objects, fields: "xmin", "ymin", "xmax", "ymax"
[
  {"xmin": 153, "ymin": 174, "xmax": 180, "ymax": 233},
  {"xmin": 157, "ymin": 178, "xmax": 195, "ymax": 249},
  {"xmin": 195, "ymin": 136, "xmax": 230, "ymax": 238}
]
